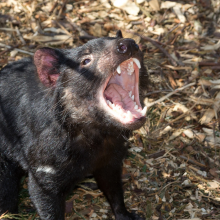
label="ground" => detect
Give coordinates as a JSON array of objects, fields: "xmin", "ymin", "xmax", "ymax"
[{"xmin": 0, "ymin": 0, "xmax": 220, "ymax": 219}]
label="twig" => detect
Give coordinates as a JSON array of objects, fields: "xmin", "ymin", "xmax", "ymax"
[
  {"xmin": 150, "ymin": 103, "xmax": 197, "ymax": 137},
  {"xmin": 167, "ymin": 103, "xmax": 197, "ymax": 124},
  {"xmin": 145, "ymin": 82, "xmax": 196, "ymax": 108},
  {"xmin": 145, "ymin": 89, "xmax": 172, "ymax": 96},
  {"xmin": 15, "ymin": 27, "xmax": 26, "ymax": 45},
  {"xmin": 170, "ymin": 25, "xmax": 187, "ymax": 45},
  {"xmin": 0, "ymin": 43, "xmax": 33, "ymax": 56},
  {"xmin": 141, "ymin": 36, "xmax": 178, "ymax": 66},
  {"xmin": 166, "ymin": 23, "xmax": 181, "ymax": 35},
  {"xmin": 58, "ymin": 0, "xmax": 67, "ymax": 17},
  {"xmin": 179, "ymin": 155, "xmax": 207, "ymax": 168},
  {"xmin": 134, "ymin": 0, "xmax": 152, "ymax": 18},
  {"xmin": 199, "ymin": 191, "xmax": 218, "ymax": 200},
  {"xmin": 126, "ymin": 31, "xmax": 178, "ymax": 66},
  {"xmin": 56, "ymin": 21, "xmax": 72, "ymax": 36},
  {"xmin": 72, "ymin": 208, "xmax": 87, "ymax": 220},
  {"xmin": 66, "ymin": 17, "xmax": 93, "ymax": 38},
  {"xmin": 0, "ymin": 28, "xmax": 29, "ymax": 33},
  {"xmin": 158, "ymin": 180, "xmax": 181, "ymax": 194},
  {"xmin": 198, "ymin": 62, "xmax": 220, "ymax": 66},
  {"xmin": 147, "ymin": 150, "xmax": 166, "ymax": 159},
  {"xmin": 49, "ymin": 0, "xmax": 58, "ymax": 14},
  {"xmin": 72, "ymin": 0, "xmax": 88, "ymax": 5},
  {"xmin": 78, "ymin": 188, "xmax": 103, "ymax": 198}
]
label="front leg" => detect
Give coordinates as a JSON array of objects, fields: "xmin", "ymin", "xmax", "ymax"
[
  {"xmin": 93, "ymin": 164, "xmax": 144, "ymax": 220},
  {"xmin": 28, "ymin": 172, "xmax": 66, "ymax": 220}
]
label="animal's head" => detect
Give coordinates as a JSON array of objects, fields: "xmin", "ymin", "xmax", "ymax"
[{"xmin": 34, "ymin": 30, "xmax": 147, "ymax": 131}]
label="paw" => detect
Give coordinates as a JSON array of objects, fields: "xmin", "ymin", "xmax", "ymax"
[{"xmin": 116, "ymin": 212, "xmax": 145, "ymax": 220}]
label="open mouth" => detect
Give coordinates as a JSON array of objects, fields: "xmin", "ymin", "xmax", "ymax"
[{"xmin": 99, "ymin": 57, "xmax": 147, "ymax": 126}]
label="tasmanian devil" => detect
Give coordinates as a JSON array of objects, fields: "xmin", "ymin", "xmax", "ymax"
[{"xmin": 0, "ymin": 30, "xmax": 148, "ymax": 220}]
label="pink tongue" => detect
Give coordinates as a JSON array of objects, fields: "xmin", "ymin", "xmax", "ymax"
[{"xmin": 104, "ymin": 84, "xmax": 135, "ymax": 111}]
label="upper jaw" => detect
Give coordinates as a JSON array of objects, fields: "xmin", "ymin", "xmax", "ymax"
[
  {"xmin": 115, "ymin": 57, "xmax": 141, "ymax": 75},
  {"xmin": 97, "ymin": 56, "xmax": 147, "ymax": 129}
]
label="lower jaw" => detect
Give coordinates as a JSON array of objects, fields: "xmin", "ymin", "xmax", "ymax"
[{"xmin": 111, "ymin": 115, "xmax": 146, "ymax": 131}]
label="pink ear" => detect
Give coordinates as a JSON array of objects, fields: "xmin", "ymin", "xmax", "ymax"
[{"xmin": 34, "ymin": 48, "xmax": 60, "ymax": 87}]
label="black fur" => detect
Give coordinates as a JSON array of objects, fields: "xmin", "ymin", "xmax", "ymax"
[{"xmin": 0, "ymin": 33, "xmax": 148, "ymax": 220}]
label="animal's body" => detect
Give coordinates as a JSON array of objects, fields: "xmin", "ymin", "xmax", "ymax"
[{"xmin": 0, "ymin": 30, "xmax": 147, "ymax": 220}]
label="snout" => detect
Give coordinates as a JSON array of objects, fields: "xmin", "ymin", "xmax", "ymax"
[{"xmin": 116, "ymin": 38, "xmax": 139, "ymax": 56}]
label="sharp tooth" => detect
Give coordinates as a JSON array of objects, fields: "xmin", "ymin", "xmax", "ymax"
[
  {"xmin": 129, "ymin": 91, "xmax": 132, "ymax": 97},
  {"xmin": 133, "ymin": 58, "xmax": 141, "ymax": 68},
  {"xmin": 127, "ymin": 111, "xmax": 133, "ymax": 119},
  {"xmin": 107, "ymin": 100, "xmax": 111, "ymax": 106},
  {"xmin": 116, "ymin": 65, "xmax": 121, "ymax": 74},
  {"xmin": 141, "ymin": 106, "xmax": 147, "ymax": 116},
  {"xmin": 134, "ymin": 105, "xmax": 138, "ymax": 110},
  {"xmin": 131, "ymin": 95, "xmax": 134, "ymax": 101},
  {"xmin": 109, "ymin": 102, "xmax": 114, "ymax": 109}
]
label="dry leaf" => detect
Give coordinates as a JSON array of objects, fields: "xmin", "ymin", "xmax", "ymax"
[
  {"xmin": 111, "ymin": 0, "xmax": 140, "ymax": 15},
  {"xmin": 161, "ymin": 1, "xmax": 177, "ymax": 9},
  {"xmin": 169, "ymin": 129, "xmax": 183, "ymax": 140},
  {"xmin": 207, "ymin": 181, "xmax": 220, "ymax": 190},
  {"xmin": 89, "ymin": 23, "xmax": 107, "ymax": 37},
  {"xmin": 198, "ymin": 79, "xmax": 212, "ymax": 88},
  {"xmin": 205, "ymin": 135, "xmax": 220, "ymax": 147},
  {"xmin": 159, "ymin": 126, "xmax": 173, "ymax": 136},
  {"xmin": 200, "ymin": 108, "xmax": 215, "ymax": 124},
  {"xmin": 24, "ymin": 34, "xmax": 72, "ymax": 42},
  {"xmin": 202, "ymin": 128, "xmax": 213, "ymax": 135},
  {"xmin": 183, "ymin": 129, "xmax": 194, "ymax": 139},
  {"xmin": 173, "ymin": 5, "xmax": 186, "ymax": 23},
  {"xmin": 200, "ymin": 40, "xmax": 220, "ymax": 50},
  {"xmin": 194, "ymin": 132, "xmax": 206, "ymax": 142},
  {"xmin": 210, "ymin": 79, "xmax": 220, "ymax": 84},
  {"xmin": 149, "ymin": 0, "xmax": 160, "ymax": 11},
  {"xmin": 111, "ymin": 0, "xmax": 128, "ymax": 7},
  {"xmin": 173, "ymin": 103, "xmax": 197, "ymax": 120}
]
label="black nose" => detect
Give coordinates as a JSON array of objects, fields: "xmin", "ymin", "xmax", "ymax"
[{"xmin": 116, "ymin": 39, "xmax": 139, "ymax": 56}]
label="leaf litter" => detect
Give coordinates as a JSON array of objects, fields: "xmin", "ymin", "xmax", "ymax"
[{"xmin": 1, "ymin": 0, "xmax": 220, "ymax": 219}]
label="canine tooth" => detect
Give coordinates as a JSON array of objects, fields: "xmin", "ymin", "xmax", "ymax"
[
  {"xmin": 129, "ymin": 91, "xmax": 132, "ymax": 97},
  {"xmin": 131, "ymin": 95, "xmax": 134, "ymax": 101},
  {"xmin": 107, "ymin": 100, "xmax": 111, "ymax": 106},
  {"xmin": 109, "ymin": 102, "xmax": 114, "ymax": 109},
  {"xmin": 116, "ymin": 65, "xmax": 121, "ymax": 74},
  {"xmin": 133, "ymin": 58, "xmax": 141, "ymax": 68},
  {"xmin": 134, "ymin": 105, "xmax": 138, "ymax": 110},
  {"xmin": 127, "ymin": 111, "xmax": 133, "ymax": 119},
  {"xmin": 141, "ymin": 106, "xmax": 147, "ymax": 116}
]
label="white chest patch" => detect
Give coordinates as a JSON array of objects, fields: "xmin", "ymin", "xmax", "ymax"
[{"xmin": 36, "ymin": 166, "xmax": 56, "ymax": 174}]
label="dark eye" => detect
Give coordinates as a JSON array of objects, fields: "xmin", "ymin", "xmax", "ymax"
[{"xmin": 82, "ymin": 59, "xmax": 91, "ymax": 65}]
